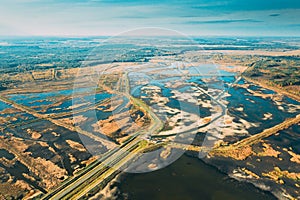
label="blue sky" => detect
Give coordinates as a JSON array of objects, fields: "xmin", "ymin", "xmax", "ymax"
[{"xmin": 0, "ymin": 0, "xmax": 300, "ymax": 36}]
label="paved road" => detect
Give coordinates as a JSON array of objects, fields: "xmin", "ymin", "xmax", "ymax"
[
  {"xmin": 43, "ymin": 135, "xmax": 142, "ymax": 200},
  {"xmin": 42, "ymin": 73, "xmax": 164, "ymax": 199}
]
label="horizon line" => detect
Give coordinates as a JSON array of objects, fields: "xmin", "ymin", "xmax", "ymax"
[{"xmin": 1, "ymin": 34, "xmax": 300, "ymax": 38}]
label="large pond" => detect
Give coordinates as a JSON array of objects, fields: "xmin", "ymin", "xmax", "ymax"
[{"xmin": 117, "ymin": 154, "xmax": 275, "ymax": 200}]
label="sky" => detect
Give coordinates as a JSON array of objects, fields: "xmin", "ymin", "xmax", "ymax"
[{"xmin": 0, "ymin": 0, "xmax": 300, "ymax": 36}]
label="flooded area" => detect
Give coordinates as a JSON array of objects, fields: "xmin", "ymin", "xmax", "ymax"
[
  {"xmin": 117, "ymin": 154, "xmax": 275, "ymax": 200},
  {"xmin": 1, "ymin": 62, "xmax": 299, "ymax": 199}
]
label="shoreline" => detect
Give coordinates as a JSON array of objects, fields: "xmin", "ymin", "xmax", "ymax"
[
  {"xmin": 242, "ymin": 76, "xmax": 300, "ymax": 103},
  {"xmin": 185, "ymin": 152, "xmax": 278, "ymax": 199},
  {"xmin": 116, "ymin": 152, "xmax": 277, "ymax": 200}
]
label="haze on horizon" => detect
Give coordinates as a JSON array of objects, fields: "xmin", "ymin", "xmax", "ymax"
[{"xmin": 0, "ymin": 0, "xmax": 300, "ymax": 37}]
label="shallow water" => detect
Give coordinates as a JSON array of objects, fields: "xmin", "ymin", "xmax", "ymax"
[
  {"xmin": 227, "ymin": 82, "xmax": 300, "ymax": 134},
  {"xmin": 0, "ymin": 100, "xmax": 11, "ymax": 111}
]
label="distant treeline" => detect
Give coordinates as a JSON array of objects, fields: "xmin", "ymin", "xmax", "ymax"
[
  {"xmin": 243, "ymin": 56, "xmax": 300, "ymax": 87},
  {"xmin": 0, "ymin": 44, "xmax": 179, "ymax": 74}
]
